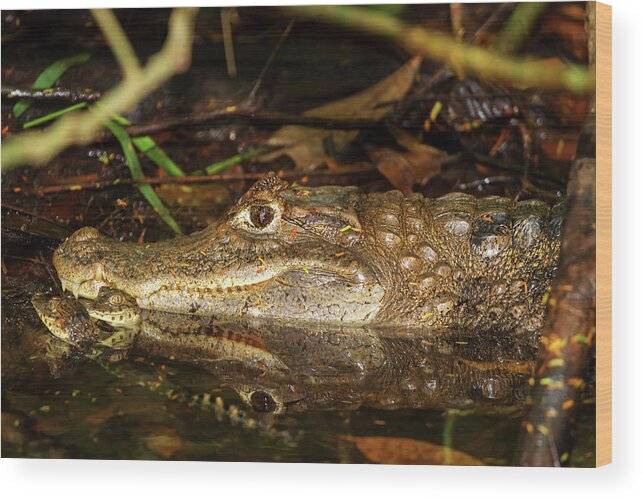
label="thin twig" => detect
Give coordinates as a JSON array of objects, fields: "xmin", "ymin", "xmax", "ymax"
[
  {"xmin": 467, "ymin": 150, "xmax": 565, "ymax": 185},
  {"xmin": 455, "ymin": 175, "xmax": 519, "ymax": 191},
  {"xmin": 1, "ymin": 86, "xmax": 102, "ymax": 103},
  {"xmin": 20, "ymin": 167, "xmax": 379, "ymax": 195},
  {"xmin": 1, "ymin": 202, "xmax": 70, "ymax": 228},
  {"xmin": 403, "ymin": 3, "xmax": 513, "ymax": 109},
  {"xmin": 450, "ymin": 4, "xmax": 464, "ymax": 38},
  {"xmin": 221, "ymin": 8, "xmax": 238, "ymax": 78},
  {"xmin": 94, "ymin": 110, "xmax": 388, "ymax": 140},
  {"xmin": 248, "ymin": 18, "xmax": 295, "ymax": 101},
  {"xmin": 470, "ymin": 3, "xmax": 513, "ymax": 45},
  {"xmin": 493, "ymin": 2, "xmax": 548, "ymax": 55}
]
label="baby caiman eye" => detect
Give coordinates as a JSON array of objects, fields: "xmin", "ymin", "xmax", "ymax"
[
  {"xmin": 249, "ymin": 205, "xmax": 275, "ymax": 229},
  {"xmin": 109, "ymin": 293, "xmax": 124, "ymax": 305}
]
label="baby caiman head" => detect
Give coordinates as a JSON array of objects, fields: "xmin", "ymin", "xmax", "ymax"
[
  {"xmin": 53, "ymin": 173, "xmax": 384, "ymax": 324},
  {"xmin": 32, "ymin": 293, "xmax": 98, "ymax": 349}
]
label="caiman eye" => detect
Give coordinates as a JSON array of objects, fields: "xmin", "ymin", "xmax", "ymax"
[
  {"xmin": 250, "ymin": 391, "xmax": 277, "ymax": 413},
  {"xmin": 233, "ymin": 202, "xmax": 281, "ymax": 234},
  {"xmin": 249, "ymin": 205, "xmax": 275, "ymax": 229}
]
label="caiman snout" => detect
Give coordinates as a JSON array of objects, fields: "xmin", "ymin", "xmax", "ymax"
[
  {"xmin": 52, "ymin": 219, "xmax": 385, "ymax": 324},
  {"xmin": 53, "ymin": 227, "xmax": 120, "ymax": 300},
  {"xmin": 68, "ymin": 226, "xmax": 101, "ymax": 242}
]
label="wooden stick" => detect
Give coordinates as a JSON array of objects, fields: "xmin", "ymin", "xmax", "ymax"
[{"xmin": 20, "ymin": 167, "xmax": 380, "ymax": 196}]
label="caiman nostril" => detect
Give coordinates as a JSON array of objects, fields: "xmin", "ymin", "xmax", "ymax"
[{"xmin": 69, "ymin": 227, "xmax": 101, "ymax": 242}]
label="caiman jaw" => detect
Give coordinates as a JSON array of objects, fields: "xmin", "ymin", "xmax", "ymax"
[
  {"xmin": 58, "ymin": 264, "xmax": 105, "ymax": 299},
  {"xmin": 53, "ymin": 225, "xmax": 384, "ymax": 324},
  {"xmin": 53, "ymin": 227, "xmax": 114, "ymax": 299},
  {"xmin": 56, "ymin": 258, "xmax": 284, "ymax": 306}
]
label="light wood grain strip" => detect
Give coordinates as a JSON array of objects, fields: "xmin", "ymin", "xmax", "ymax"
[{"xmin": 595, "ymin": 1, "xmax": 612, "ymax": 467}]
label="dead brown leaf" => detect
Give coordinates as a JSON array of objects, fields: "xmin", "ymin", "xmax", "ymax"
[
  {"xmin": 84, "ymin": 406, "xmax": 116, "ymax": 427},
  {"xmin": 156, "ymin": 183, "xmax": 232, "ymax": 209},
  {"xmin": 341, "ymin": 435, "xmax": 484, "ymax": 466},
  {"xmin": 368, "ymin": 128, "xmax": 449, "ymax": 194},
  {"xmin": 261, "ymin": 56, "xmax": 422, "ymax": 171},
  {"xmin": 143, "ymin": 426, "xmax": 182, "ymax": 459}
]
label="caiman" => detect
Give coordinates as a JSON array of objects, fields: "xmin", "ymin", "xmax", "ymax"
[
  {"xmin": 32, "ymin": 290, "xmax": 535, "ymax": 414},
  {"xmin": 52, "ymin": 173, "xmax": 563, "ymax": 335}
]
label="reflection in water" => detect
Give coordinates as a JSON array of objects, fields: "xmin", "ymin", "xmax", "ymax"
[
  {"xmin": 32, "ymin": 295, "xmax": 537, "ymax": 415},
  {"xmin": 3, "ymin": 295, "xmax": 596, "ymax": 464}
]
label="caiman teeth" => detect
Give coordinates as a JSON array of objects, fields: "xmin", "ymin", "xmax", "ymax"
[
  {"xmin": 71, "ymin": 282, "xmax": 80, "ymax": 299},
  {"xmin": 137, "ymin": 297, "xmax": 149, "ymax": 307},
  {"xmin": 60, "ymin": 278, "xmax": 69, "ymax": 292},
  {"xmin": 93, "ymin": 263, "xmax": 104, "ymax": 281}
]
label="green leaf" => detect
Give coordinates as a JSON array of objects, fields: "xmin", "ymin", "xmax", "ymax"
[
  {"xmin": 111, "ymin": 114, "xmax": 186, "ymax": 176},
  {"xmin": 13, "ymin": 53, "xmax": 91, "ymax": 118},
  {"xmin": 367, "ymin": 5, "xmax": 406, "ymax": 15},
  {"xmin": 133, "ymin": 140, "xmax": 185, "ymax": 177},
  {"xmin": 105, "ymin": 121, "xmax": 183, "ymax": 235},
  {"xmin": 22, "ymin": 102, "xmax": 87, "ymax": 129},
  {"xmin": 204, "ymin": 147, "xmax": 269, "ymax": 175}
]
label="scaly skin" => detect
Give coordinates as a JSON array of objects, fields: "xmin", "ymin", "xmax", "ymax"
[
  {"xmin": 32, "ymin": 290, "xmax": 137, "ymax": 359},
  {"xmin": 32, "ymin": 292, "xmax": 534, "ymax": 413},
  {"xmin": 52, "ymin": 173, "xmax": 563, "ymax": 334},
  {"xmin": 33, "ymin": 289, "xmax": 290, "ymax": 375},
  {"xmin": 31, "ymin": 293, "xmax": 99, "ymax": 349}
]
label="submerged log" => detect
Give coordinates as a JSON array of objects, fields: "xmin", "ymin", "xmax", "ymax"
[
  {"xmin": 516, "ymin": 3, "xmax": 598, "ymax": 467},
  {"xmin": 516, "ymin": 149, "xmax": 596, "ymax": 467}
]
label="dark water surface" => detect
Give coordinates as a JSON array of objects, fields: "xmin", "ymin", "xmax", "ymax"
[
  {"xmin": 1, "ymin": 294, "xmax": 596, "ymax": 465},
  {"xmin": 1, "ymin": 351, "xmax": 595, "ymax": 465}
]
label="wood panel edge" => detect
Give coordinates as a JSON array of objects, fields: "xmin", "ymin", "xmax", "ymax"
[{"xmin": 595, "ymin": 0, "xmax": 612, "ymax": 468}]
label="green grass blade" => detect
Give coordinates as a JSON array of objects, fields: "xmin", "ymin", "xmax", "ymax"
[
  {"xmin": 19, "ymin": 104, "xmax": 183, "ymax": 234},
  {"xmin": 22, "ymin": 106, "xmax": 184, "ymax": 177},
  {"xmin": 13, "ymin": 53, "xmax": 92, "ymax": 118},
  {"xmin": 105, "ymin": 121, "xmax": 183, "ymax": 235},
  {"xmin": 22, "ymin": 102, "xmax": 87, "ymax": 129},
  {"xmin": 134, "ymin": 142, "xmax": 185, "ymax": 177},
  {"xmin": 111, "ymin": 114, "xmax": 185, "ymax": 176},
  {"xmin": 205, "ymin": 147, "xmax": 269, "ymax": 175}
]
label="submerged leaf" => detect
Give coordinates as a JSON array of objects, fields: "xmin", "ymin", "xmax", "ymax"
[
  {"xmin": 261, "ymin": 56, "xmax": 421, "ymax": 170},
  {"xmin": 341, "ymin": 435, "xmax": 484, "ymax": 465},
  {"xmin": 143, "ymin": 427, "xmax": 182, "ymax": 459}
]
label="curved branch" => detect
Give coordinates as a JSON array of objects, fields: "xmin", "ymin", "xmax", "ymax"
[
  {"xmin": 284, "ymin": 5, "xmax": 593, "ymax": 94},
  {"xmin": 1, "ymin": 7, "xmax": 199, "ymax": 172},
  {"xmin": 92, "ymin": 9, "xmax": 142, "ymax": 79}
]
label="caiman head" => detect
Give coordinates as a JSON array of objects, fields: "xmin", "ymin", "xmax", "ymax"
[{"xmin": 53, "ymin": 173, "xmax": 384, "ymax": 324}]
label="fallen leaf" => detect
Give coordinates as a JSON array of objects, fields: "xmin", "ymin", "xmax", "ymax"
[
  {"xmin": 368, "ymin": 128, "xmax": 449, "ymax": 194},
  {"xmin": 341, "ymin": 435, "xmax": 484, "ymax": 466},
  {"xmin": 368, "ymin": 148, "xmax": 418, "ymax": 195},
  {"xmin": 261, "ymin": 57, "xmax": 422, "ymax": 171},
  {"xmin": 143, "ymin": 427, "xmax": 182, "ymax": 459},
  {"xmin": 84, "ymin": 406, "xmax": 115, "ymax": 427},
  {"xmin": 156, "ymin": 183, "xmax": 232, "ymax": 209}
]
